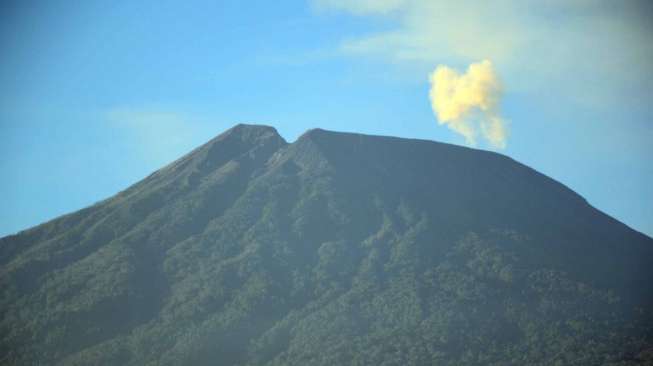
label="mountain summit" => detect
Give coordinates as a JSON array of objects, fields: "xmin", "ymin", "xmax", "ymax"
[{"xmin": 1, "ymin": 124, "xmax": 652, "ymax": 365}]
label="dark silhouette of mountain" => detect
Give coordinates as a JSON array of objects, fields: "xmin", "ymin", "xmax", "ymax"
[{"xmin": 1, "ymin": 124, "xmax": 652, "ymax": 365}]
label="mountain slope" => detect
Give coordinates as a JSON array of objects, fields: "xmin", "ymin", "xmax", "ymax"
[{"xmin": 1, "ymin": 124, "xmax": 652, "ymax": 365}]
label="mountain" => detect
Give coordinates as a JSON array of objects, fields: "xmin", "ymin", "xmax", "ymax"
[{"xmin": 1, "ymin": 124, "xmax": 652, "ymax": 366}]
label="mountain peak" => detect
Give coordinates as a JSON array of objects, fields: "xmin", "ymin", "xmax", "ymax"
[
  {"xmin": 124, "ymin": 124, "xmax": 287, "ymax": 197},
  {"xmin": 212, "ymin": 123, "xmax": 285, "ymax": 145},
  {"xmin": 2, "ymin": 124, "xmax": 652, "ymax": 366},
  {"xmin": 296, "ymin": 127, "xmax": 367, "ymax": 143},
  {"xmin": 297, "ymin": 127, "xmax": 326, "ymax": 138}
]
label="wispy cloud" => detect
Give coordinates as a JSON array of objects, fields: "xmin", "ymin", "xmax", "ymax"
[
  {"xmin": 107, "ymin": 107, "xmax": 198, "ymax": 166},
  {"xmin": 313, "ymin": 0, "xmax": 407, "ymax": 15},
  {"xmin": 315, "ymin": 0, "xmax": 653, "ymax": 107}
]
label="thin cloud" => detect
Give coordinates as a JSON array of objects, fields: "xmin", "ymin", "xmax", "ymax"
[
  {"xmin": 316, "ymin": 0, "xmax": 653, "ymax": 108},
  {"xmin": 313, "ymin": 0, "xmax": 406, "ymax": 15},
  {"xmin": 107, "ymin": 107, "xmax": 198, "ymax": 166}
]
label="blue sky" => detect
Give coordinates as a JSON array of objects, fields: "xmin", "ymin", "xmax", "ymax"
[{"xmin": 1, "ymin": 0, "xmax": 652, "ymax": 237}]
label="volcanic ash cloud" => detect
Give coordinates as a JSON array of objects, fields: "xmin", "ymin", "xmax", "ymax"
[{"xmin": 428, "ymin": 60, "xmax": 508, "ymax": 149}]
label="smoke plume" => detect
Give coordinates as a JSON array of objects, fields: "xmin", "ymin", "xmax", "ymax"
[{"xmin": 428, "ymin": 60, "xmax": 508, "ymax": 149}]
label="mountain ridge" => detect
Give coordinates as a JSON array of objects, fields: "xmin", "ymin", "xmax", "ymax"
[
  {"xmin": 1, "ymin": 123, "xmax": 651, "ymax": 365},
  {"xmin": 5, "ymin": 124, "xmax": 650, "ymax": 240}
]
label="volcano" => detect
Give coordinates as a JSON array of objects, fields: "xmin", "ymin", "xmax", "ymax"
[{"xmin": 1, "ymin": 124, "xmax": 652, "ymax": 365}]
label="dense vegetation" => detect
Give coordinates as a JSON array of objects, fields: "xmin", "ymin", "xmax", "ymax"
[{"xmin": 1, "ymin": 124, "xmax": 652, "ymax": 365}]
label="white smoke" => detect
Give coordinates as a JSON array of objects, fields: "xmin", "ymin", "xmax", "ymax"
[{"xmin": 428, "ymin": 60, "xmax": 508, "ymax": 149}]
